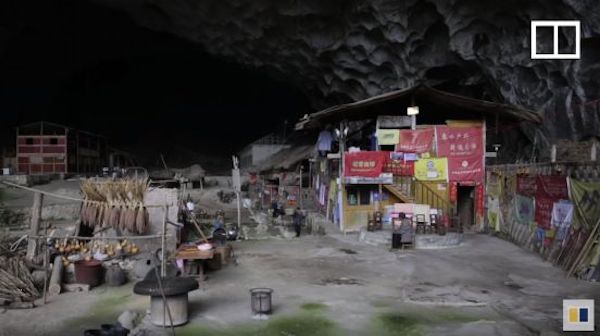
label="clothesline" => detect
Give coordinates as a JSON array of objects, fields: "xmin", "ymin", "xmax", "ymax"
[
  {"xmin": 28, "ymin": 234, "xmax": 169, "ymax": 241},
  {"xmin": 1, "ymin": 181, "xmax": 172, "ymax": 208}
]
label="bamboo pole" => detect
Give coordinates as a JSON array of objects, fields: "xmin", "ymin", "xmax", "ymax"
[
  {"xmin": 0, "ymin": 181, "xmax": 171, "ymax": 208},
  {"xmin": 567, "ymin": 218, "xmax": 600, "ymax": 277},
  {"xmin": 26, "ymin": 192, "xmax": 44, "ymax": 260},
  {"xmin": 28, "ymin": 234, "xmax": 167, "ymax": 240}
]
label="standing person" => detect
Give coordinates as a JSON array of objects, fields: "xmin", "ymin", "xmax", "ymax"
[
  {"xmin": 292, "ymin": 207, "xmax": 304, "ymax": 237},
  {"xmin": 212, "ymin": 214, "xmax": 224, "ymax": 232}
]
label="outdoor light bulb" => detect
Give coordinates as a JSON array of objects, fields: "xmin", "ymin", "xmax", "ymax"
[
  {"xmin": 335, "ymin": 129, "xmax": 341, "ymax": 137},
  {"xmin": 407, "ymin": 106, "xmax": 419, "ymax": 116},
  {"xmin": 343, "ymin": 127, "xmax": 349, "ymax": 136}
]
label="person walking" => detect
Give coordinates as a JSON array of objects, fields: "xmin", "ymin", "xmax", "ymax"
[{"xmin": 292, "ymin": 207, "xmax": 304, "ymax": 237}]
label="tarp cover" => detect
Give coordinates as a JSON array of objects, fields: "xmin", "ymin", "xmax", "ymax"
[
  {"xmin": 535, "ymin": 176, "xmax": 568, "ymax": 229},
  {"xmin": 569, "ymin": 178, "xmax": 600, "ymax": 231}
]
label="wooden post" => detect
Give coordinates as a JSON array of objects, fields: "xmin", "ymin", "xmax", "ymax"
[
  {"xmin": 26, "ymin": 192, "xmax": 44, "ymax": 260},
  {"xmin": 48, "ymin": 255, "xmax": 63, "ymax": 296},
  {"xmin": 161, "ymin": 205, "xmax": 168, "ymax": 277},
  {"xmin": 378, "ymin": 184, "xmax": 383, "ymax": 212},
  {"xmin": 43, "ymin": 239, "xmax": 49, "ymax": 304}
]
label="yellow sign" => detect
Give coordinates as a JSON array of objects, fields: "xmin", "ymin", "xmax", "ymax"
[
  {"xmin": 414, "ymin": 158, "xmax": 448, "ymax": 182},
  {"xmin": 376, "ymin": 129, "xmax": 400, "ymax": 145}
]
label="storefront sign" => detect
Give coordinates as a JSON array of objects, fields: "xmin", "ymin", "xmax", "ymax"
[
  {"xmin": 414, "ymin": 158, "xmax": 448, "ymax": 182},
  {"xmin": 396, "ymin": 128, "xmax": 435, "ymax": 153},
  {"xmin": 516, "ymin": 176, "xmax": 537, "ymax": 196},
  {"xmin": 343, "ymin": 151, "xmax": 388, "ymax": 177},
  {"xmin": 343, "ymin": 173, "xmax": 393, "ymax": 185},
  {"xmin": 535, "ymin": 176, "xmax": 568, "ymax": 229},
  {"xmin": 376, "ymin": 129, "xmax": 400, "ymax": 145},
  {"xmin": 435, "ymin": 126, "xmax": 484, "ymax": 182}
]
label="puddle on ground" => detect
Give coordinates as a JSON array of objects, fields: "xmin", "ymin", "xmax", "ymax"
[
  {"xmin": 503, "ymin": 281, "xmax": 524, "ymax": 290},
  {"xmin": 320, "ymin": 277, "xmax": 364, "ymax": 286},
  {"xmin": 300, "ymin": 302, "xmax": 328, "ymax": 311},
  {"xmin": 177, "ymin": 313, "xmax": 341, "ymax": 336},
  {"xmin": 339, "ymin": 248, "xmax": 358, "ymax": 254}
]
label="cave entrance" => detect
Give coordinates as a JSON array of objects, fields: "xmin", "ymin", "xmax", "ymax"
[{"xmin": 456, "ymin": 185, "xmax": 475, "ymax": 231}]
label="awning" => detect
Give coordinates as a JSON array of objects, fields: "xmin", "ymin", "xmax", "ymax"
[
  {"xmin": 256, "ymin": 145, "xmax": 315, "ymax": 172},
  {"xmin": 296, "ymin": 85, "xmax": 542, "ymax": 130}
]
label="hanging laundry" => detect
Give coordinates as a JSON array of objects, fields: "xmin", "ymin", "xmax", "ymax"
[{"xmin": 316, "ymin": 130, "xmax": 333, "ymax": 152}]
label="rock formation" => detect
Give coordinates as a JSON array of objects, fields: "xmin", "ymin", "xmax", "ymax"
[{"xmin": 96, "ymin": 0, "xmax": 600, "ymax": 143}]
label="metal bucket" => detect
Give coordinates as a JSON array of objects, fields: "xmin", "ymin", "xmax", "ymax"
[
  {"xmin": 105, "ymin": 264, "xmax": 126, "ymax": 286},
  {"xmin": 250, "ymin": 288, "xmax": 273, "ymax": 314},
  {"xmin": 74, "ymin": 260, "xmax": 103, "ymax": 288}
]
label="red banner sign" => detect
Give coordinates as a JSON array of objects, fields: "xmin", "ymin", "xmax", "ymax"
[
  {"xmin": 447, "ymin": 155, "xmax": 484, "ymax": 182},
  {"xmin": 475, "ymin": 183, "xmax": 485, "ymax": 216},
  {"xmin": 344, "ymin": 151, "xmax": 388, "ymax": 177},
  {"xmin": 534, "ymin": 176, "xmax": 568, "ymax": 229},
  {"xmin": 435, "ymin": 126, "xmax": 484, "ymax": 182},
  {"xmin": 383, "ymin": 160, "xmax": 414, "ymax": 176},
  {"xmin": 435, "ymin": 126, "xmax": 484, "ymax": 157},
  {"xmin": 396, "ymin": 128, "xmax": 434, "ymax": 153},
  {"xmin": 516, "ymin": 176, "xmax": 537, "ymax": 197},
  {"xmin": 449, "ymin": 182, "xmax": 458, "ymax": 203}
]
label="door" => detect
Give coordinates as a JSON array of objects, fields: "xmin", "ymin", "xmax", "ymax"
[{"xmin": 457, "ymin": 185, "xmax": 475, "ymax": 231}]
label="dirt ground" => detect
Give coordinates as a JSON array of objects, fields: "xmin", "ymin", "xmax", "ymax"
[{"xmin": 1, "ymin": 231, "xmax": 598, "ymax": 336}]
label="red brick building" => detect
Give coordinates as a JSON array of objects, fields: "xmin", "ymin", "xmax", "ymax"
[{"xmin": 16, "ymin": 121, "xmax": 108, "ymax": 175}]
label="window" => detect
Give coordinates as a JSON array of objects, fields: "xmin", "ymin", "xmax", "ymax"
[
  {"xmin": 26, "ymin": 138, "xmax": 34, "ymax": 145},
  {"xmin": 50, "ymin": 138, "xmax": 58, "ymax": 145},
  {"xmin": 347, "ymin": 187, "xmax": 372, "ymax": 206}
]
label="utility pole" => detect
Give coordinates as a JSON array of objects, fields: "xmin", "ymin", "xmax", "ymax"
[{"xmin": 232, "ymin": 155, "xmax": 241, "ymax": 229}]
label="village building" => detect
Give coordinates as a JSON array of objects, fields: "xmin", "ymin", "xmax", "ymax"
[
  {"xmin": 238, "ymin": 133, "xmax": 290, "ymax": 171},
  {"xmin": 295, "ymin": 85, "xmax": 542, "ymax": 233},
  {"xmin": 15, "ymin": 121, "xmax": 111, "ymax": 176}
]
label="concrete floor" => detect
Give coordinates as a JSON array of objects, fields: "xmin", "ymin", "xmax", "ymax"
[{"xmin": 1, "ymin": 233, "xmax": 599, "ymax": 336}]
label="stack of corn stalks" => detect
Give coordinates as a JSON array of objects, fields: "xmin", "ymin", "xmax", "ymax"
[
  {"xmin": 80, "ymin": 178, "xmax": 150, "ymax": 234},
  {"xmin": 0, "ymin": 256, "xmax": 40, "ymax": 302}
]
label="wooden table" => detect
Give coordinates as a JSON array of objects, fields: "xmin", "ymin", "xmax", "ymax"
[{"xmin": 175, "ymin": 246, "xmax": 214, "ymax": 282}]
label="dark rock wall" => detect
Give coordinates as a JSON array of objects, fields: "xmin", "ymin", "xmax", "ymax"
[{"xmin": 99, "ymin": 0, "xmax": 600, "ymax": 141}]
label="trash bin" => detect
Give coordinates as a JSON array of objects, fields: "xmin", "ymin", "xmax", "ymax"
[
  {"xmin": 250, "ymin": 288, "xmax": 273, "ymax": 314},
  {"xmin": 74, "ymin": 260, "xmax": 103, "ymax": 288}
]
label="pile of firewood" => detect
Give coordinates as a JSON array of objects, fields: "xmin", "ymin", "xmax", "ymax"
[
  {"xmin": 0, "ymin": 256, "xmax": 40, "ymax": 303},
  {"xmin": 80, "ymin": 179, "xmax": 149, "ymax": 234}
]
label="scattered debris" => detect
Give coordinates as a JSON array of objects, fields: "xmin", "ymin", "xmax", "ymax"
[
  {"xmin": 217, "ymin": 190, "xmax": 236, "ymax": 203},
  {"xmin": 0, "ymin": 256, "xmax": 40, "ymax": 304},
  {"xmin": 118, "ymin": 310, "xmax": 139, "ymax": 331},
  {"xmin": 62, "ymin": 283, "xmax": 90, "ymax": 293}
]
